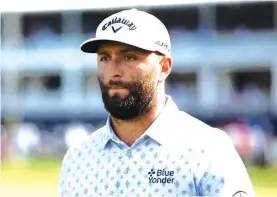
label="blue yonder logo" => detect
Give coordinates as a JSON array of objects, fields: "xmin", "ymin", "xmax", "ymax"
[{"xmin": 148, "ymin": 169, "xmax": 175, "ymax": 184}]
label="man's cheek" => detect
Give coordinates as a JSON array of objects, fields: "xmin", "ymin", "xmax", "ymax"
[{"xmin": 97, "ymin": 74, "xmax": 107, "ymax": 85}]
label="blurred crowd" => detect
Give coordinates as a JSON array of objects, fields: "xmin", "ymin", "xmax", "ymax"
[
  {"xmin": 234, "ymin": 83, "xmax": 270, "ymax": 107},
  {"xmin": 1, "ymin": 113, "xmax": 277, "ymax": 167},
  {"xmin": 168, "ymin": 82, "xmax": 270, "ymax": 108}
]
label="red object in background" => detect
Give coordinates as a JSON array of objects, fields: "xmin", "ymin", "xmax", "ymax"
[
  {"xmin": 222, "ymin": 119, "xmax": 253, "ymax": 158},
  {"xmin": 233, "ymin": 120, "xmax": 253, "ymax": 157}
]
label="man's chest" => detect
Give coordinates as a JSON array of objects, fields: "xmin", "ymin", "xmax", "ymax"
[{"xmin": 69, "ymin": 148, "xmax": 201, "ymax": 197}]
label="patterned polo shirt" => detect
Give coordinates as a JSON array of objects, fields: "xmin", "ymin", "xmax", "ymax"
[{"xmin": 59, "ymin": 96, "xmax": 255, "ymax": 197}]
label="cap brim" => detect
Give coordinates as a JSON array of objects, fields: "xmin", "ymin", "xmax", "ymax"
[{"xmin": 80, "ymin": 38, "xmax": 156, "ymax": 53}]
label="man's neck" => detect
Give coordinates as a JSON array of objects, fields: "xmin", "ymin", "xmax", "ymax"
[{"xmin": 111, "ymin": 95, "xmax": 167, "ymax": 147}]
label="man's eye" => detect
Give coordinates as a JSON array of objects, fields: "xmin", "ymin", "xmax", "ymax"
[
  {"xmin": 124, "ymin": 55, "xmax": 136, "ymax": 61},
  {"xmin": 99, "ymin": 56, "xmax": 109, "ymax": 62}
]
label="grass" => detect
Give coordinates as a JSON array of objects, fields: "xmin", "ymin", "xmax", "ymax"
[
  {"xmin": 1, "ymin": 158, "xmax": 277, "ymax": 197},
  {"xmin": 246, "ymin": 165, "xmax": 277, "ymax": 188},
  {"xmin": 1, "ymin": 158, "xmax": 61, "ymax": 197}
]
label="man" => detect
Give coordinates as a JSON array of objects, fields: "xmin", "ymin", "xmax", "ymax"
[{"xmin": 59, "ymin": 8, "xmax": 255, "ymax": 197}]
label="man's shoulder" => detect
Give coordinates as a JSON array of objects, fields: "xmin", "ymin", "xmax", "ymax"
[
  {"xmin": 177, "ymin": 111, "xmax": 227, "ymax": 134},
  {"xmin": 61, "ymin": 125, "xmax": 107, "ymax": 163},
  {"xmin": 170, "ymin": 110, "xmax": 235, "ymax": 163},
  {"xmin": 175, "ymin": 110, "xmax": 232, "ymax": 147},
  {"xmin": 75, "ymin": 125, "xmax": 107, "ymax": 148}
]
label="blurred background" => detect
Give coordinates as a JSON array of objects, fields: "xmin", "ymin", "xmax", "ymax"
[{"xmin": 1, "ymin": 0, "xmax": 277, "ymax": 196}]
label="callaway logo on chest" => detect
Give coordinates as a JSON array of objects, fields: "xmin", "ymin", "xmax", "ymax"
[{"xmin": 102, "ymin": 17, "xmax": 137, "ymax": 31}]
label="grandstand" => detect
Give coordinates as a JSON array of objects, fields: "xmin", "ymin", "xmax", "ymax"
[
  {"xmin": 2, "ymin": 1, "xmax": 277, "ymax": 118},
  {"xmin": 1, "ymin": 0, "xmax": 277, "ymax": 158}
]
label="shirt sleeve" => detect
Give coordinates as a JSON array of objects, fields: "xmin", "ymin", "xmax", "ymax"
[{"xmin": 199, "ymin": 129, "xmax": 256, "ymax": 197}]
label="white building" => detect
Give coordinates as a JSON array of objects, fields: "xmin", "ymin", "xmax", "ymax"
[{"xmin": 1, "ymin": 1, "xmax": 277, "ymax": 120}]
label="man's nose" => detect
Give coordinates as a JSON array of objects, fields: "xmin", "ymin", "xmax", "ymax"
[{"xmin": 107, "ymin": 58, "xmax": 124, "ymax": 77}]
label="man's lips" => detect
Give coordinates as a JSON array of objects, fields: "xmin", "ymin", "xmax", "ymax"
[{"xmin": 109, "ymin": 86, "xmax": 127, "ymax": 89}]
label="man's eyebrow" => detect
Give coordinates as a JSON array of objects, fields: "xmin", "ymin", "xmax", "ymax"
[
  {"xmin": 119, "ymin": 48, "xmax": 137, "ymax": 53},
  {"xmin": 97, "ymin": 48, "xmax": 148, "ymax": 55},
  {"xmin": 97, "ymin": 51, "xmax": 109, "ymax": 56},
  {"xmin": 120, "ymin": 48, "xmax": 150, "ymax": 54}
]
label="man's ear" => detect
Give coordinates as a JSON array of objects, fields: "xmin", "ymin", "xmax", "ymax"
[{"xmin": 158, "ymin": 56, "xmax": 172, "ymax": 82}]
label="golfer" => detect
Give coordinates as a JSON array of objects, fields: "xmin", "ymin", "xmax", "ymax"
[{"xmin": 59, "ymin": 8, "xmax": 255, "ymax": 197}]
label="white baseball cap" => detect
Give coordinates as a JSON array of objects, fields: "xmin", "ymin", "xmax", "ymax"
[{"xmin": 80, "ymin": 8, "xmax": 171, "ymax": 56}]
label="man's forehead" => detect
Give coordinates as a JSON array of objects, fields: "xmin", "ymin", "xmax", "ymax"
[{"xmin": 97, "ymin": 41, "xmax": 151, "ymax": 54}]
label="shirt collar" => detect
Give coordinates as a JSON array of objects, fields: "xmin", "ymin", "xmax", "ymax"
[
  {"xmin": 101, "ymin": 95, "xmax": 180, "ymax": 149},
  {"xmin": 101, "ymin": 115, "xmax": 116, "ymax": 149},
  {"xmin": 144, "ymin": 96, "xmax": 180, "ymax": 146}
]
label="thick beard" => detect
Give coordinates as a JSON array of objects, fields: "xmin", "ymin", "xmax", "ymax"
[{"xmin": 98, "ymin": 75, "xmax": 155, "ymax": 121}]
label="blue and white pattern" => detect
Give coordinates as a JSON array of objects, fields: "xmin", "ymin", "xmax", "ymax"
[{"xmin": 59, "ymin": 96, "xmax": 255, "ymax": 197}]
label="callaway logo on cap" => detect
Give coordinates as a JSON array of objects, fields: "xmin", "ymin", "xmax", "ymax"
[{"xmin": 80, "ymin": 8, "xmax": 171, "ymax": 56}]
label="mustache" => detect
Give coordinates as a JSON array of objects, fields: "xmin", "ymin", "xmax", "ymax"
[{"xmin": 100, "ymin": 79, "xmax": 131, "ymax": 89}]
